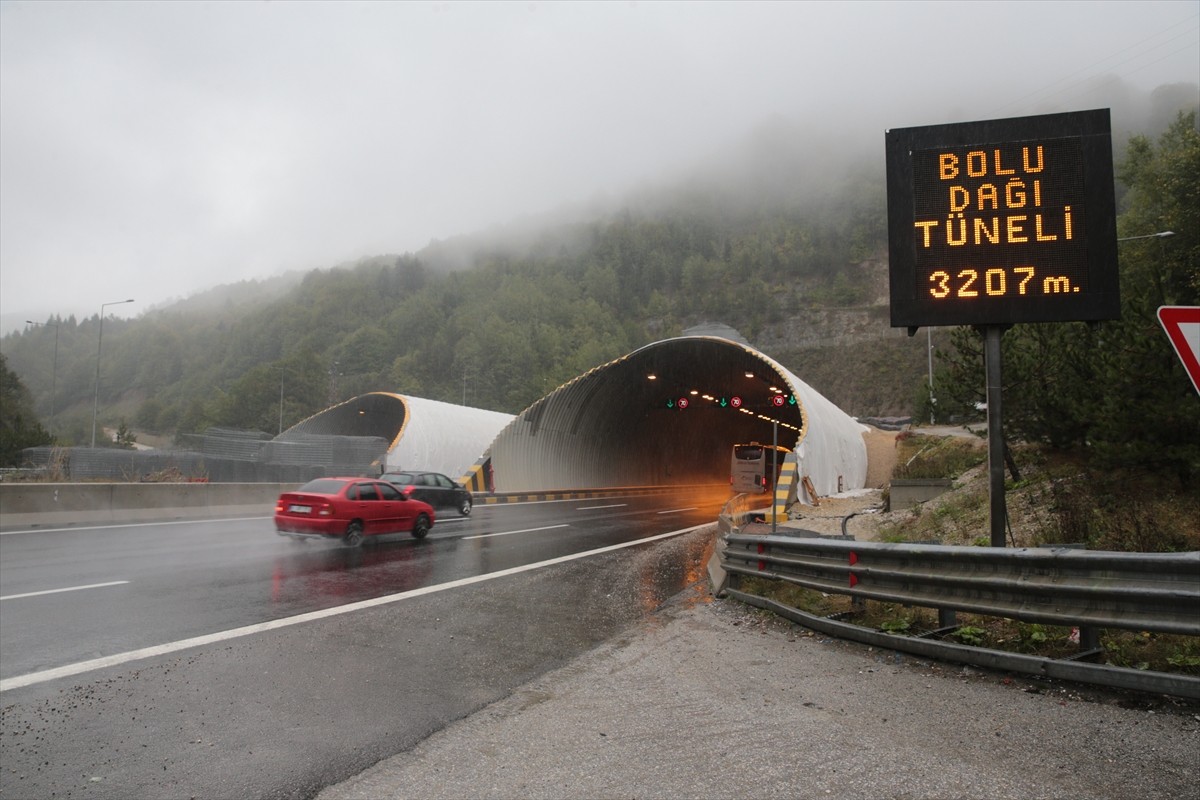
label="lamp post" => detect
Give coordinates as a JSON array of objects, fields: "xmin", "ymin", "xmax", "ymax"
[
  {"xmin": 25, "ymin": 319, "xmax": 60, "ymax": 438},
  {"xmin": 1117, "ymin": 230, "xmax": 1174, "ymax": 242},
  {"xmin": 1116, "ymin": 231, "xmax": 1175, "ymax": 302},
  {"xmin": 91, "ymin": 298, "xmax": 135, "ymax": 448},
  {"xmin": 271, "ymin": 366, "xmax": 289, "ymax": 435},
  {"xmin": 927, "ymin": 327, "xmax": 936, "ymax": 425}
]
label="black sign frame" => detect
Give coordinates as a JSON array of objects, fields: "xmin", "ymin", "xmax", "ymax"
[{"xmin": 885, "ymin": 109, "xmax": 1119, "ymax": 329}]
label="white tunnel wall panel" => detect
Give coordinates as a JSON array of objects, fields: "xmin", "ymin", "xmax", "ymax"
[
  {"xmin": 280, "ymin": 392, "xmax": 513, "ymax": 481},
  {"xmin": 386, "ymin": 395, "xmax": 514, "ymax": 478}
]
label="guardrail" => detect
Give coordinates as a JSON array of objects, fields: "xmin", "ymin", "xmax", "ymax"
[
  {"xmin": 0, "ymin": 482, "xmax": 718, "ymax": 530},
  {"xmin": 714, "ymin": 500, "xmax": 1200, "ymax": 700}
]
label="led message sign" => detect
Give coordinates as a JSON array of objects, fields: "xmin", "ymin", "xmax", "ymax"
[{"xmin": 885, "ymin": 110, "xmax": 1119, "ymax": 328}]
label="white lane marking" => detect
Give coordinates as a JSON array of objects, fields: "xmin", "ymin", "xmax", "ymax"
[
  {"xmin": 576, "ymin": 504, "xmax": 627, "ymax": 511},
  {"xmin": 461, "ymin": 524, "xmax": 569, "ymax": 541},
  {"xmin": 0, "ymin": 523, "xmax": 712, "ymax": 693},
  {"xmin": 657, "ymin": 507, "xmax": 699, "ymax": 514},
  {"xmin": 0, "ymin": 581, "xmax": 130, "ymax": 601},
  {"xmin": 0, "ymin": 517, "xmax": 269, "ymax": 536}
]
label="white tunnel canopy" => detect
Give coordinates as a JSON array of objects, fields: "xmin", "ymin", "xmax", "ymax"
[
  {"xmin": 280, "ymin": 392, "xmax": 513, "ymax": 480},
  {"xmin": 486, "ymin": 336, "xmax": 867, "ymax": 495}
]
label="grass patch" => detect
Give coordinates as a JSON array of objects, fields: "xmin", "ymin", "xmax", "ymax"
[
  {"xmin": 876, "ymin": 442, "xmax": 1199, "ymax": 553},
  {"xmin": 892, "ymin": 433, "xmax": 986, "ymax": 480},
  {"xmin": 1039, "ymin": 467, "xmax": 1200, "ymax": 552},
  {"xmin": 876, "ymin": 481, "xmax": 991, "ymax": 545}
]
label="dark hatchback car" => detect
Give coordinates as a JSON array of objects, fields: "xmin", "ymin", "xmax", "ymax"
[
  {"xmin": 275, "ymin": 477, "xmax": 436, "ymax": 546},
  {"xmin": 381, "ymin": 471, "xmax": 474, "ymax": 516}
]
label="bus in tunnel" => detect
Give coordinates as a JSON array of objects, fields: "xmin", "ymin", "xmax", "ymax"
[{"xmin": 730, "ymin": 442, "xmax": 790, "ymax": 494}]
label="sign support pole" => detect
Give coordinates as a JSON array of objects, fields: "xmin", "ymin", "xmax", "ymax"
[
  {"xmin": 984, "ymin": 326, "xmax": 1007, "ymax": 547},
  {"xmin": 771, "ymin": 420, "xmax": 779, "ymax": 535}
]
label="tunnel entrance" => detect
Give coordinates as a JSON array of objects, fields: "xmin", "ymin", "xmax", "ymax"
[
  {"xmin": 278, "ymin": 336, "xmax": 866, "ymax": 497},
  {"xmin": 487, "ymin": 336, "xmax": 818, "ymax": 492}
]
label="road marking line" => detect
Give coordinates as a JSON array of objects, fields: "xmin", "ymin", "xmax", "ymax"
[
  {"xmin": 461, "ymin": 524, "xmax": 569, "ymax": 540},
  {"xmin": 0, "ymin": 517, "xmax": 269, "ymax": 535},
  {"xmin": 0, "ymin": 581, "xmax": 130, "ymax": 601},
  {"xmin": 0, "ymin": 523, "xmax": 711, "ymax": 693},
  {"xmin": 576, "ymin": 504, "xmax": 627, "ymax": 511},
  {"xmin": 657, "ymin": 507, "xmax": 699, "ymax": 514}
]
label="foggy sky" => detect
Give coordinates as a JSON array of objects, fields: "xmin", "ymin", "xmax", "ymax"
[{"xmin": 2, "ymin": 0, "xmax": 1197, "ymax": 332}]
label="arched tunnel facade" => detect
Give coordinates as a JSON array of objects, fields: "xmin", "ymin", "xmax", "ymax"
[
  {"xmin": 279, "ymin": 392, "xmax": 513, "ymax": 479},
  {"xmin": 282, "ymin": 336, "xmax": 867, "ymax": 497},
  {"xmin": 486, "ymin": 336, "xmax": 867, "ymax": 495}
]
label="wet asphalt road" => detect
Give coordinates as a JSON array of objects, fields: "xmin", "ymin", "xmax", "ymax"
[{"xmin": 0, "ymin": 490, "xmax": 726, "ymax": 799}]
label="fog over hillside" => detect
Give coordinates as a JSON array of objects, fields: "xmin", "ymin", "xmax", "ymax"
[{"xmin": 1, "ymin": 1, "xmax": 1196, "ymax": 335}]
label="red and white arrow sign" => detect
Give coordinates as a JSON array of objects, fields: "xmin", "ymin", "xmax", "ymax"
[{"xmin": 1158, "ymin": 306, "xmax": 1200, "ymax": 396}]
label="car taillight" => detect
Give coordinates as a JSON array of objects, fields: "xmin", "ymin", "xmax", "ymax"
[
  {"xmin": 317, "ymin": 504, "xmax": 332, "ymax": 516},
  {"xmin": 275, "ymin": 501, "xmax": 284, "ymax": 513}
]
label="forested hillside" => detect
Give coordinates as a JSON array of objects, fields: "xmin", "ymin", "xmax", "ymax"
[{"xmin": 3, "ymin": 105, "xmax": 1195, "ymax": 454}]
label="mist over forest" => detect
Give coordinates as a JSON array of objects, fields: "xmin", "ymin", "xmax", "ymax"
[{"xmin": 3, "ymin": 80, "xmax": 1197, "ymax": 453}]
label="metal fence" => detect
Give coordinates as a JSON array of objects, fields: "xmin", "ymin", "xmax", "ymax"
[
  {"xmin": 21, "ymin": 428, "xmax": 390, "ymax": 483},
  {"xmin": 716, "ymin": 498, "xmax": 1200, "ymax": 699}
]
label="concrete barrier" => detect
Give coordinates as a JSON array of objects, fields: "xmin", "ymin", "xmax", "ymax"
[
  {"xmin": 0, "ymin": 483, "xmax": 300, "ymax": 530},
  {"xmin": 888, "ymin": 478, "xmax": 953, "ymax": 511},
  {"xmin": 0, "ymin": 481, "xmax": 724, "ymax": 530}
]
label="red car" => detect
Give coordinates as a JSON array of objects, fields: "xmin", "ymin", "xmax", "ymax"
[{"xmin": 275, "ymin": 477, "xmax": 435, "ymax": 546}]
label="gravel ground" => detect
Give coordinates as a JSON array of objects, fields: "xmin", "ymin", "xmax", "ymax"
[{"xmin": 318, "ymin": 587, "xmax": 1200, "ymax": 800}]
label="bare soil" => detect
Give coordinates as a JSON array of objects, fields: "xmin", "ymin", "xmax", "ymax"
[{"xmin": 782, "ymin": 425, "xmax": 899, "ymax": 540}]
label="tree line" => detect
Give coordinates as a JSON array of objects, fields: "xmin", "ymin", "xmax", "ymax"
[
  {"xmin": 935, "ymin": 113, "xmax": 1199, "ymax": 488},
  {"xmin": 3, "ymin": 111, "xmax": 1196, "ymax": 491}
]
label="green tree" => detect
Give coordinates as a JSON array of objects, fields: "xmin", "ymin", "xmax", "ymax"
[
  {"xmin": 0, "ymin": 353, "xmax": 54, "ymax": 465},
  {"xmin": 938, "ymin": 112, "xmax": 1199, "ymax": 486},
  {"xmin": 1092, "ymin": 112, "xmax": 1200, "ymax": 484},
  {"xmin": 114, "ymin": 420, "xmax": 138, "ymax": 450}
]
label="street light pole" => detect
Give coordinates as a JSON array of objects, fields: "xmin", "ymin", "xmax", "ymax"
[
  {"xmin": 272, "ymin": 366, "xmax": 287, "ymax": 436},
  {"xmin": 927, "ymin": 327, "xmax": 935, "ymax": 425},
  {"xmin": 25, "ymin": 320, "xmax": 60, "ymax": 438},
  {"xmin": 91, "ymin": 298, "xmax": 135, "ymax": 448},
  {"xmin": 1117, "ymin": 230, "xmax": 1174, "ymax": 242}
]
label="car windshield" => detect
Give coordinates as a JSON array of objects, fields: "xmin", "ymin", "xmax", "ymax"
[
  {"xmin": 297, "ymin": 478, "xmax": 349, "ymax": 494},
  {"xmin": 383, "ymin": 473, "xmax": 416, "ymax": 485}
]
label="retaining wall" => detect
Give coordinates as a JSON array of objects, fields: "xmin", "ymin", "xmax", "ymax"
[{"xmin": 888, "ymin": 478, "xmax": 953, "ymax": 511}]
